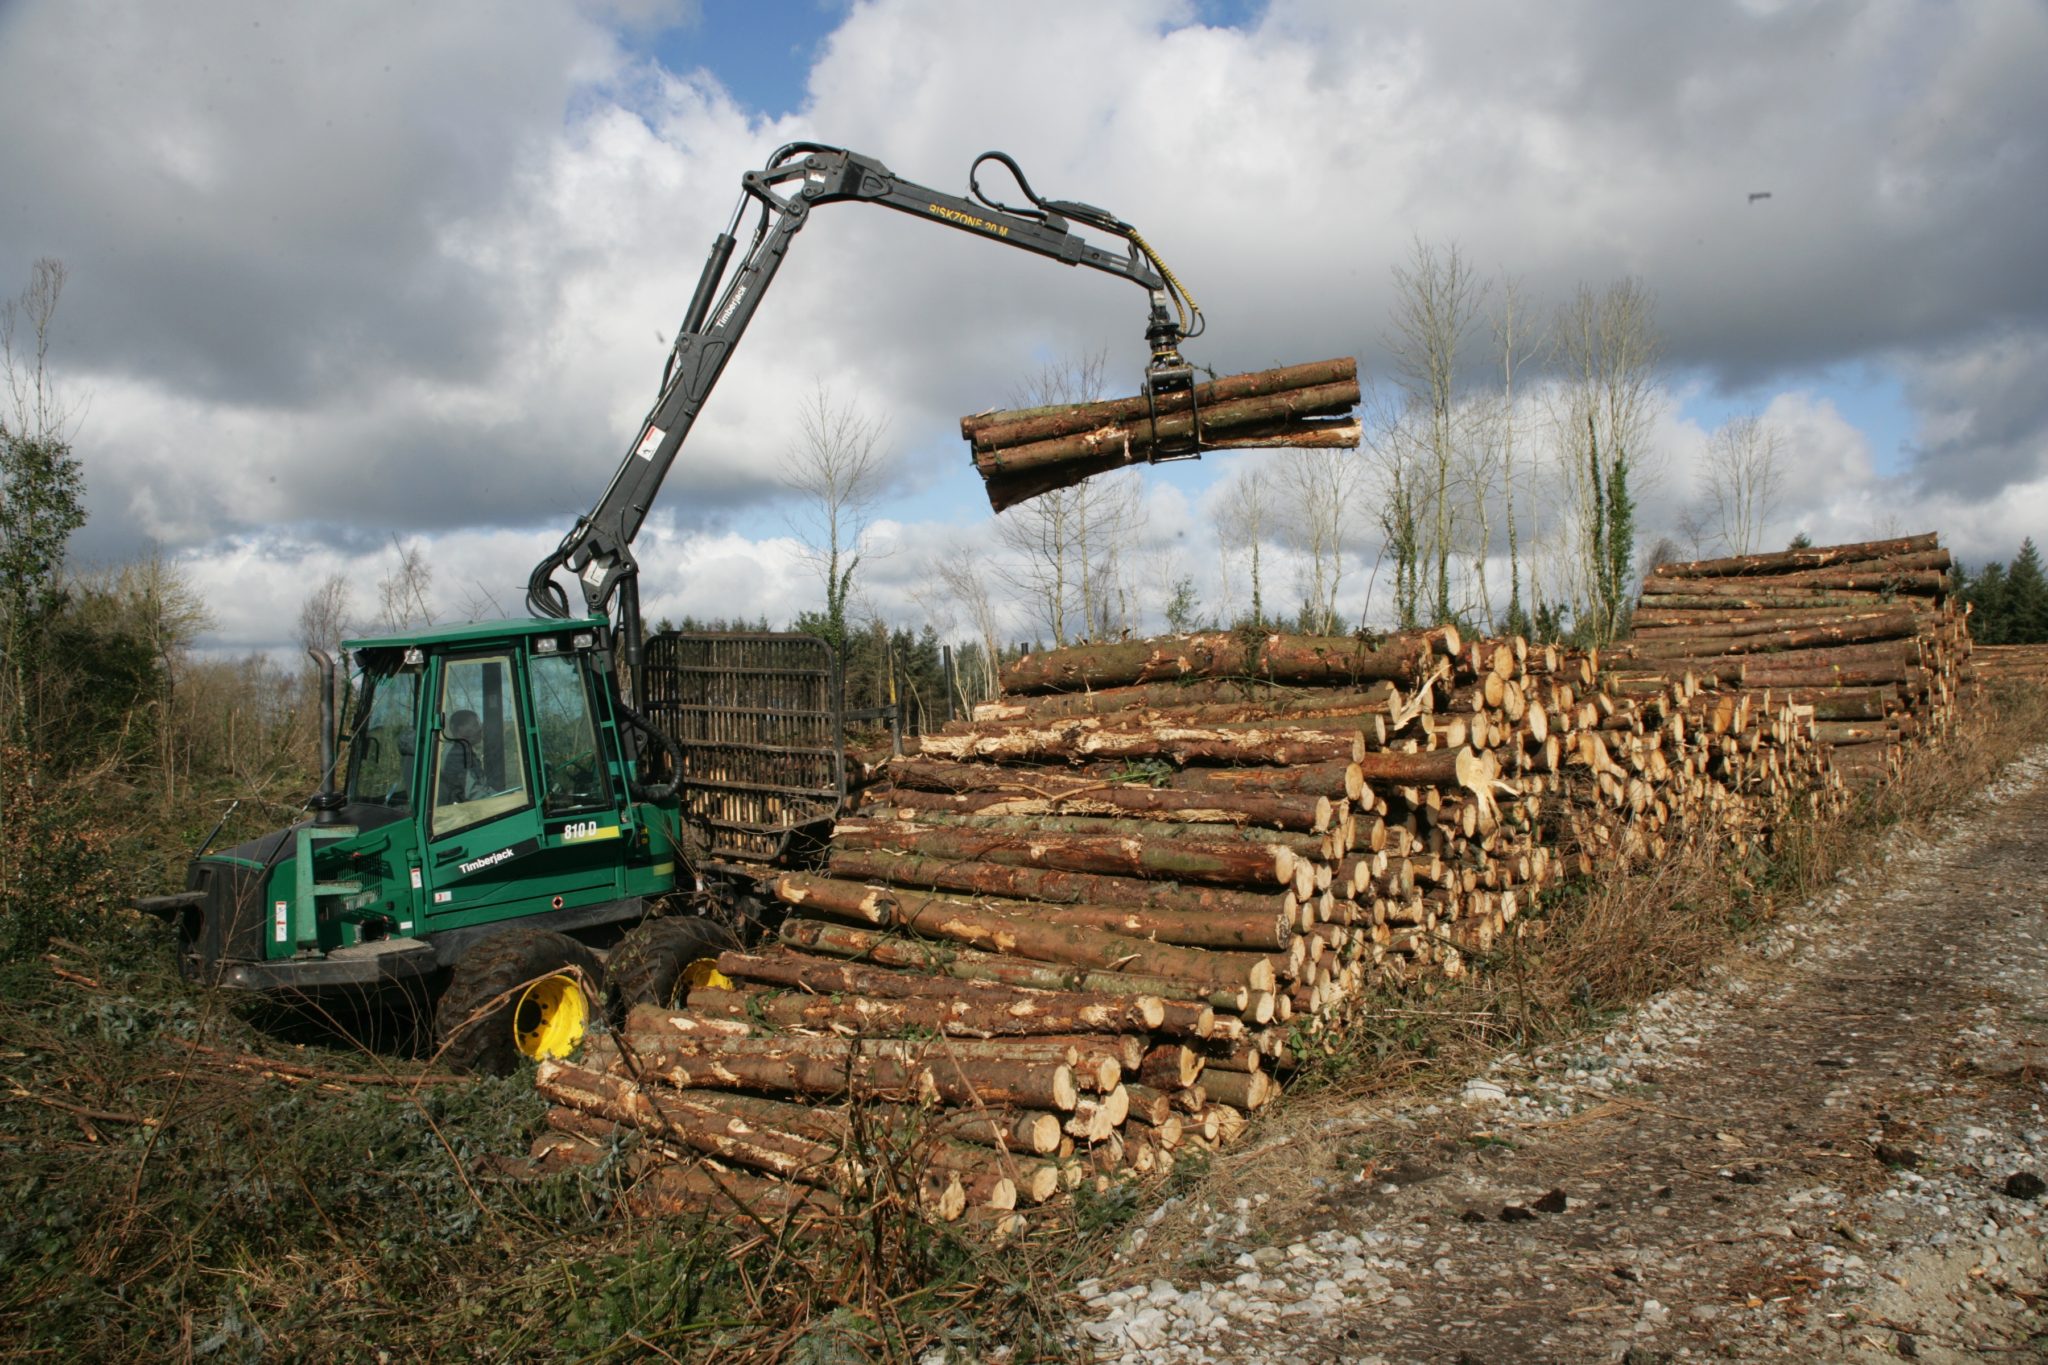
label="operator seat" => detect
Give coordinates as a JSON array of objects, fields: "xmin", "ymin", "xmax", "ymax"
[{"xmin": 440, "ymin": 709, "xmax": 487, "ymax": 804}]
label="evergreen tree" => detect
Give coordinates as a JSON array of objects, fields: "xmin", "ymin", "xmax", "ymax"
[
  {"xmin": 2005, "ymin": 538, "xmax": 2048, "ymax": 643},
  {"xmin": 1961, "ymin": 561, "xmax": 2009, "ymax": 644}
]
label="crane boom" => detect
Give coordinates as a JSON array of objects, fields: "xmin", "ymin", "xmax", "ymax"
[{"xmin": 526, "ymin": 142, "xmax": 1200, "ymax": 688}]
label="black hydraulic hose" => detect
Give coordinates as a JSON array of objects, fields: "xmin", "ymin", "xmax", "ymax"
[{"xmin": 613, "ymin": 693, "xmax": 684, "ymax": 803}]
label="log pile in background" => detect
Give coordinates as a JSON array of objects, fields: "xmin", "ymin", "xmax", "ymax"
[
  {"xmin": 1966, "ymin": 644, "xmax": 2048, "ymax": 687},
  {"xmin": 1606, "ymin": 533, "xmax": 1969, "ymax": 786},
  {"xmin": 961, "ymin": 359, "xmax": 1361, "ymax": 512},
  {"xmin": 529, "ymin": 615, "xmax": 1877, "ymax": 1229}
]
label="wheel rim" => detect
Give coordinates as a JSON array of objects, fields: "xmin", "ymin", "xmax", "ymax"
[
  {"xmin": 513, "ymin": 973, "xmax": 588, "ymax": 1060},
  {"xmin": 681, "ymin": 958, "xmax": 732, "ymax": 992}
]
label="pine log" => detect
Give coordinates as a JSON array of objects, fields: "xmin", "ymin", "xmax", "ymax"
[
  {"xmin": 826, "ymin": 819, "xmax": 1297, "ymax": 888},
  {"xmin": 912, "ymin": 719, "xmax": 1359, "ymax": 767},
  {"xmin": 771, "ymin": 878, "xmax": 1281, "ymax": 991},
  {"xmin": 870, "ymin": 769, "xmax": 1333, "ymax": 831},
  {"xmin": 981, "ymin": 419, "xmax": 1360, "ymax": 511},
  {"xmin": 971, "ymin": 380, "xmax": 1361, "ymax": 474},
  {"xmin": 777, "ymin": 918, "xmax": 1255, "ymax": 1012},
  {"xmin": 708, "ymin": 951, "xmax": 1165, "ymax": 1031},
  {"xmin": 969, "ymin": 679, "xmax": 1402, "ymax": 724},
  {"xmin": 1001, "ymin": 628, "xmax": 1458, "ymax": 695},
  {"xmin": 1640, "ymin": 568, "xmax": 1946, "ymax": 598},
  {"xmin": 823, "ymin": 848, "xmax": 1294, "ymax": 920},
  {"xmin": 855, "ymin": 808, "xmax": 1331, "ymax": 861},
  {"xmin": 963, "ymin": 358, "xmax": 1358, "ymax": 446},
  {"xmin": 1612, "ymin": 608, "xmax": 1925, "ymax": 657},
  {"xmin": 1647, "ymin": 534, "xmax": 1939, "ymax": 578},
  {"xmin": 623, "ymin": 1008, "xmax": 1081, "ymax": 1111},
  {"xmin": 683, "ymin": 984, "xmax": 1160, "ymax": 1038},
  {"xmin": 627, "ymin": 1160, "xmax": 847, "ymax": 1222},
  {"xmin": 535, "ymin": 1061, "xmax": 850, "ymax": 1183},
  {"xmin": 1163, "ymin": 761, "xmax": 1363, "ymax": 801}
]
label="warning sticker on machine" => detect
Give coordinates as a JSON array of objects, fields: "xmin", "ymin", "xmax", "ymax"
[{"xmin": 635, "ymin": 425, "xmax": 665, "ymax": 460}]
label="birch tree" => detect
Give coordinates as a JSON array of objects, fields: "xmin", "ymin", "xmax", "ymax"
[
  {"xmin": 1701, "ymin": 412, "xmax": 1783, "ymax": 555},
  {"xmin": 1550, "ymin": 277, "xmax": 1662, "ymax": 642},
  {"xmin": 1279, "ymin": 447, "xmax": 1355, "ymax": 635},
  {"xmin": 1214, "ymin": 464, "xmax": 1276, "ymax": 627},
  {"xmin": 1385, "ymin": 239, "xmax": 1486, "ymax": 625},
  {"xmin": 783, "ymin": 382, "xmax": 887, "ymax": 655}
]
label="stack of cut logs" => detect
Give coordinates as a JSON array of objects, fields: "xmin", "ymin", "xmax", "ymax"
[
  {"xmin": 962, "ymin": 358, "xmax": 1361, "ymax": 512},
  {"xmin": 526, "ymin": 612, "xmax": 1881, "ymax": 1229},
  {"xmin": 1607, "ymin": 533, "xmax": 1967, "ymax": 785},
  {"xmin": 1966, "ymin": 644, "xmax": 2048, "ymax": 687}
]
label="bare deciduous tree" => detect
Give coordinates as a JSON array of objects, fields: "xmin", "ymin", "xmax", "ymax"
[
  {"xmin": 1214, "ymin": 463, "xmax": 1276, "ymax": 627},
  {"xmin": 1701, "ymin": 412, "xmax": 1783, "ymax": 556},
  {"xmin": 1278, "ymin": 447, "xmax": 1355, "ymax": 635},
  {"xmin": 298, "ymin": 572, "xmax": 355, "ymax": 661},
  {"xmin": 1386, "ymin": 238, "xmax": 1486, "ymax": 625},
  {"xmin": 929, "ymin": 549, "xmax": 1003, "ymax": 701},
  {"xmin": 783, "ymin": 382, "xmax": 888, "ymax": 653},
  {"xmin": 376, "ymin": 537, "xmax": 436, "ymax": 632},
  {"xmin": 1550, "ymin": 277, "xmax": 1663, "ymax": 641},
  {"xmin": 993, "ymin": 352, "xmax": 1142, "ymax": 645}
]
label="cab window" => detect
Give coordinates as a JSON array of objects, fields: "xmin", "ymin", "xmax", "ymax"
[
  {"xmin": 431, "ymin": 653, "xmax": 530, "ymax": 837},
  {"xmin": 344, "ymin": 668, "xmax": 422, "ymax": 809},
  {"xmin": 530, "ymin": 653, "xmax": 610, "ymax": 815}
]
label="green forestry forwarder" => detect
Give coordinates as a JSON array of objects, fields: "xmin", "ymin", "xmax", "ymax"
[{"xmin": 137, "ymin": 142, "xmax": 1205, "ymax": 1072}]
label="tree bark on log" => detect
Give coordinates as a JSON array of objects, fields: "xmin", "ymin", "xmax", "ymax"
[
  {"xmin": 826, "ymin": 819, "xmax": 1298, "ymax": 888},
  {"xmin": 622, "ymin": 1007, "xmax": 1081, "ymax": 1111},
  {"xmin": 970, "ymin": 679, "xmax": 1402, "ymax": 724},
  {"xmin": 972, "ymin": 381, "xmax": 1362, "ymax": 475},
  {"xmin": 535, "ymin": 1060, "xmax": 848, "ymax": 1184},
  {"xmin": 823, "ymin": 847, "xmax": 1296, "ymax": 921},
  {"xmin": 1646, "ymin": 534, "xmax": 1939, "ymax": 578},
  {"xmin": 912, "ymin": 719, "xmax": 1360, "ymax": 767},
  {"xmin": 871, "ymin": 765, "xmax": 1334, "ymax": 830},
  {"xmin": 853, "ymin": 808, "xmax": 1333, "ymax": 863},
  {"xmin": 1001, "ymin": 628, "xmax": 1458, "ymax": 695},
  {"xmin": 963, "ymin": 358, "xmax": 1358, "ymax": 446},
  {"xmin": 776, "ymin": 918, "xmax": 1256, "ymax": 1012},
  {"xmin": 708, "ymin": 950, "xmax": 1165, "ymax": 1031},
  {"xmin": 1640, "ymin": 568, "xmax": 1946, "ymax": 597},
  {"xmin": 772, "ymin": 875, "xmax": 1281, "ymax": 991}
]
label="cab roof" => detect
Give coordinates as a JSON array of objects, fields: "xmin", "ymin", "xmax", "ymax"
[{"xmin": 342, "ymin": 616, "xmax": 607, "ymax": 651}]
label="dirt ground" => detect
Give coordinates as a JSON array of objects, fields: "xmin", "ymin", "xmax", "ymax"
[{"xmin": 1076, "ymin": 746, "xmax": 2048, "ymax": 1363}]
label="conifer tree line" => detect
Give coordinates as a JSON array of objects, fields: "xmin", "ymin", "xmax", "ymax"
[{"xmin": 1957, "ymin": 538, "xmax": 2048, "ymax": 644}]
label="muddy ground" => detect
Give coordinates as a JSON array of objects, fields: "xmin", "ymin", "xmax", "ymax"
[{"xmin": 1077, "ymin": 747, "xmax": 2048, "ymax": 1364}]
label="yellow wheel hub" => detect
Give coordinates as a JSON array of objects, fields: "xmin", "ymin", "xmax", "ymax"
[
  {"xmin": 513, "ymin": 973, "xmax": 588, "ymax": 1060},
  {"xmin": 681, "ymin": 958, "xmax": 732, "ymax": 992}
]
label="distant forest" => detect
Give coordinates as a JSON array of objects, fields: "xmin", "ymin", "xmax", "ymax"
[{"xmin": 1956, "ymin": 538, "xmax": 2048, "ymax": 644}]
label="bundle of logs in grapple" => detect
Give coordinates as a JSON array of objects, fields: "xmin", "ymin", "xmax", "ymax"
[
  {"xmin": 961, "ymin": 358, "xmax": 1361, "ymax": 512},
  {"xmin": 524, "ymin": 620, "xmax": 1859, "ymax": 1231},
  {"xmin": 1605, "ymin": 533, "xmax": 1968, "ymax": 786}
]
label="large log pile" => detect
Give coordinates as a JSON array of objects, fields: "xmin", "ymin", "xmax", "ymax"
[
  {"xmin": 961, "ymin": 359, "xmax": 1361, "ymax": 512},
  {"xmin": 1607, "ymin": 533, "xmax": 1969, "ymax": 786},
  {"xmin": 527, "ymin": 619, "xmax": 1868, "ymax": 1229}
]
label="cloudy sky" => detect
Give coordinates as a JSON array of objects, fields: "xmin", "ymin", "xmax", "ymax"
[{"xmin": 1, "ymin": 0, "xmax": 2042, "ymax": 652}]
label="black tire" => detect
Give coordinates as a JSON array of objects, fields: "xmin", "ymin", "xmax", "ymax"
[
  {"xmin": 604, "ymin": 916, "xmax": 740, "ymax": 1019},
  {"xmin": 434, "ymin": 928, "xmax": 601, "ymax": 1075}
]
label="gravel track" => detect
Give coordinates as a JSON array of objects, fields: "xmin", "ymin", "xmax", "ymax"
[{"xmin": 1077, "ymin": 747, "xmax": 2048, "ymax": 1363}]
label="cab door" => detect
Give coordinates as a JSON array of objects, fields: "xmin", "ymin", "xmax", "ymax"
[{"xmin": 419, "ymin": 648, "xmax": 617, "ymax": 928}]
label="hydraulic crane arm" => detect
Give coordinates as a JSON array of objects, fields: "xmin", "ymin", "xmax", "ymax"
[{"xmin": 526, "ymin": 143, "xmax": 1202, "ymax": 681}]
